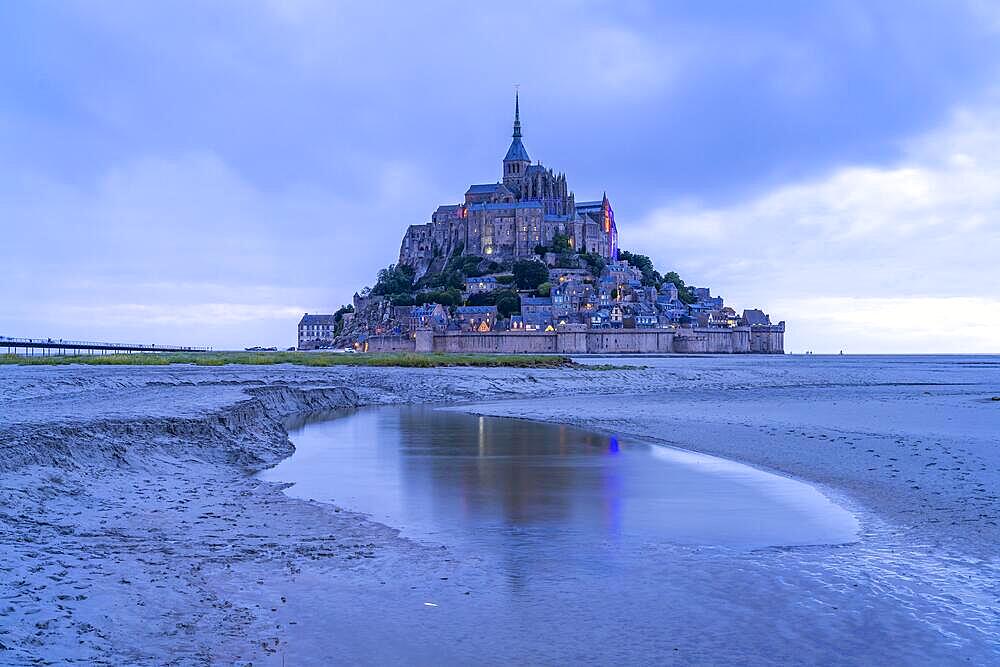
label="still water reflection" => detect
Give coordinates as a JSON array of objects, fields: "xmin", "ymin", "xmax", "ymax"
[{"xmin": 263, "ymin": 406, "xmax": 857, "ymax": 553}]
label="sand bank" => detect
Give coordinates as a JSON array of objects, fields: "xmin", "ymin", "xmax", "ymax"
[{"xmin": 0, "ymin": 356, "xmax": 997, "ymax": 664}]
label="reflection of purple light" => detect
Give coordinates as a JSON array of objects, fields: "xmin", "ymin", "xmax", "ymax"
[{"xmin": 608, "ymin": 437, "xmax": 619, "ymax": 454}]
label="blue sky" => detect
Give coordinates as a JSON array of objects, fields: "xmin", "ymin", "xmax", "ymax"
[{"xmin": 2, "ymin": 1, "xmax": 998, "ymax": 352}]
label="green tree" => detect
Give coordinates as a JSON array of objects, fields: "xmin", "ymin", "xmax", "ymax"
[
  {"xmin": 512, "ymin": 259, "xmax": 549, "ymax": 290},
  {"xmin": 661, "ymin": 271, "xmax": 697, "ymax": 304},
  {"xmin": 555, "ymin": 254, "xmax": 579, "ymax": 269},
  {"xmin": 536, "ymin": 282, "xmax": 552, "ymax": 297},
  {"xmin": 333, "ymin": 304, "xmax": 355, "ymax": 321},
  {"xmin": 390, "ymin": 294, "xmax": 415, "ymax": 306},
  {"xmin": 618, "ymin": 250, "xmax": 662, "ymax": 286},
  {"xmin": 415, "ymin": 288, "xmax": 462, "ymax": 307},
  {"xmin": 494, "ymin": 290, "xmax": 521, "ymax": 318},
  {"xmin": 551, "ymin": 233, "xmax": 572, "ymax": 253},
  {"xmin": 372, "ymin": 264, "xmax": 415, "ymax": 296},
  {"xmin": 465, "ymin": 292, "xmax": 497, "ymax": 307},
  {"xmin": 579, "ymin": 252, "xmax": 606, "ymax": 276},
  {"xmin": 333, "ymin": 304, "xmax": 355, "ymax": 334}
]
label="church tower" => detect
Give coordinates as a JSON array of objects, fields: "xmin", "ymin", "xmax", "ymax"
[{"xmin": 502, "ymin": 92, "xmax": 530, "ymax": 191}]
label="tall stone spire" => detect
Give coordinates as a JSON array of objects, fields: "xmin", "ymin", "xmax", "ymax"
[
  {"xmin": 503, "ymin": 91, "xmax": 530, "ymax": 168},
  {"xmin": 513, "ymin": 91, "xmax": 522, "ymax": 138}
]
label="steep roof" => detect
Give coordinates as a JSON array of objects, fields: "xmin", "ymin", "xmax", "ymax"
[
  {"xmin": 504, "ymin": 137, "xmax": 530, "ymax": 162},
  {"xmin": 742, "ymin": 309, "xmax": 771, "ymax": 326},
  {"xmin": 466, "ymin": 183, "xmax": 500, "ymax": 195},
  {"xmin": 299, "ymin": 314, "xmax": 336, "ymax": 326},
  {"xmin": 523, "ymin": 311, "xmax": 552, "ymax": 325}
]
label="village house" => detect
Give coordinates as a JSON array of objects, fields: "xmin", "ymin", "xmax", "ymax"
[
  {"xmin": 519, "ymin": 296, "xmax": 554, "ymax": 331},
  {"xmin": 604, "ymin": 261, "xmax": 644, "ymax": 287},
  {"xmin": 455, "ymin": 305, "xmax": 498, "ymax": 332},
  {"xmin": 630, "ymin": 303, "xmax": 658, "ymax": 328},
  {"xmin": 521, "ymin": 296, "xmax": 554, "ymax": 318},
  {"xmin": 551, "ymin": 277, "xmax": 593, "ymax": 318},
  {"xmin": 394, "ymin": 303, "xmax": 448, "ymax": 332},
  {"xmin": 659, "ymin": 282, "xmax": 679, "ymax": 302},
  {"xmin": 703, "ymin": 307, "xmax": 741, "ymax": 328},
  {"xmin": 464, "ymin": 276, "xmax": 498, "ymax": 295},
  {"xmin": 741, "ymin": 309, "xmax": 772, "ymax": 327},
  {"xmin": 591, "ymin": 308, "xmax": 610, "ymax": 328},
  {"xmin": 610, "ymin": 304, "xmax": 624, "ymax": 327},
  {"xmin": 689, "ymin": 287, "xmax": 724, "ymax": 314}
]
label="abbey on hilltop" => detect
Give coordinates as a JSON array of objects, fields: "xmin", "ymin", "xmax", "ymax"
[
  {"xmin": 296, "ymin": 94, "xmax": 785, "ymax": 355},
  {"xmin": 399, "ymin": 94, "xmax": 618, "ymax": 277}
]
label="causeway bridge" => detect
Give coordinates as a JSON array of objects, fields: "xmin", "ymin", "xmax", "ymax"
[{"xmin": 1, "ymin": 336, "xmax": 210, "ymax": 356}]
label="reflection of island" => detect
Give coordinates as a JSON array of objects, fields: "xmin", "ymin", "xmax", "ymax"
[
  {"xmin": 275, "ymin": 405, "xmax": 856, "ymax": 595},
  {"xmin": 392, "ymin": 408, "xmax": 622, "ymax": 529},
  {"xmin": 390, "ymin": 407, "xmax": 626, "ymax": 590}
]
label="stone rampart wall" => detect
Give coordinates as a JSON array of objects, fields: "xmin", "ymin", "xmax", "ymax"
[
  {"xmin": 674, "ymin": 327, "xmax": 750, "ymax": 353},
  {"xmin": 749, "ymin": 326, "xmax": 785, "ymax": 354},
  {"xmin": 436, "ymin": 332, "xmax": 559, "ymax": 354},
  {"xmin": 581, "ymin": 330, "xmax": 675, "ymax": 354},
  {"xmin": 374, "ymin": 326, "xmax": 784, "ymax": 355},
  {"xmin": 365, "ymin": 335, "xmax": 415, "ymax": 353}
]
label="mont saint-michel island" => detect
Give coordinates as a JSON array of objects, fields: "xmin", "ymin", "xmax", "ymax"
[{"xmin": 298, "ymin": 96, "xmax": 785, "ymax": 355}]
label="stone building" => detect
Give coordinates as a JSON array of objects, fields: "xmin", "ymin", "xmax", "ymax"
[
  {"xmin": 399, "ymin": 94, "xmax": 618, "ymax": 277},
  {"xmin": 297, "ymin": 313, "xmax": 336, "ymax": 350}
]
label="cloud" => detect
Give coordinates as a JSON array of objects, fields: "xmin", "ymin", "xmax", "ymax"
[
  {"xmin": 58, "ymin": 303, "xmax": 305, "ymax": 327},
  {"xmin": 770, "ymin": 297, "xmax": 1000, "ymax": 354},
  {"xmin": 3, "ymin": 2, "xmax": 999, "ymax": 351},
  {"xmin": 626, "ymin": 97, "xmax": 1000, "ymax": 353},
  {"xmin": 0, "ymin": 152, "xmax": 433, "ymax": 348}
]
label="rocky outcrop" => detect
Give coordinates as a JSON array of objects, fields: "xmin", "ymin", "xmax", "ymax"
[{"xmin": 335, "ymin": 299, "xmax": 395, "ymax": 346}]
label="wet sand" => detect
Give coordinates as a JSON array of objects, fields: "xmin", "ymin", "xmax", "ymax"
[{"xmin": 0, "ymin": 356, "xmax": 997, "ymax": 664}]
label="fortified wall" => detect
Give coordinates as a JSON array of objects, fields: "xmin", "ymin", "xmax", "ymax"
[{"xmin": 366, "ymin": 324, "xmax": 784, "ymax": 355}]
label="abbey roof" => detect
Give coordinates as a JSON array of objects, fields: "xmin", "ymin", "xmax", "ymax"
[{"xmin": 466, "ymin": 183, "xmax": 501, "ymax": 195}]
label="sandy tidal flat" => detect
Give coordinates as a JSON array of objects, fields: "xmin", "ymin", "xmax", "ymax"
[{"xmin": 0, "ymin": 355, "xmax": 997, "ymax": 665}]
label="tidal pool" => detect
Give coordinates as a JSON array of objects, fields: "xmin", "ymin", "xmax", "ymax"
[
  {"xmin": 261, "ymin": 406, "xmax": 857, "ymax": 551},
  {"xmin": 249, "ymin": 406, "xmax": 994, "ymax": 665}
]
